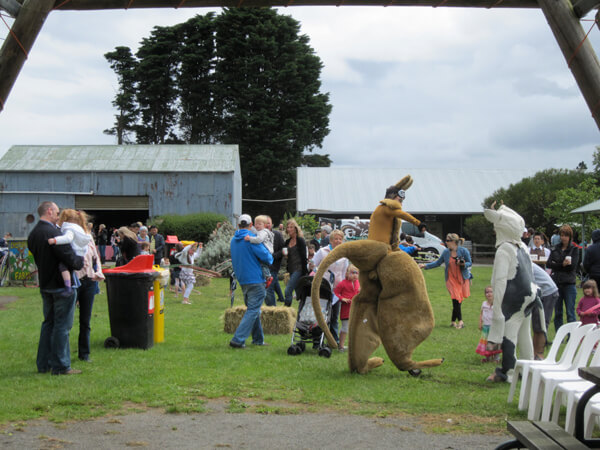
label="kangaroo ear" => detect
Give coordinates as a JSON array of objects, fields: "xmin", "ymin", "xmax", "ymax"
[{"xmin": 395, "ymin": 175, "xmax": 413, "ymax": 191}]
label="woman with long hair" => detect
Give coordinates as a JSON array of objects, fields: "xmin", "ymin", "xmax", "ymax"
[
  {"xmin": 420, "ymin": 233, "xmax": 473, "ymax": 328},
  {"xmin": 283, "ymin": 219, "xmax": 308, "ymax": 307},
  {"xmin": 115, "ymin": 226, "xmax": 140, "ymax": 266}
]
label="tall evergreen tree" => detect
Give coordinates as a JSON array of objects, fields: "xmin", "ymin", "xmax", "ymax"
[
  {"xmin": 104, "ymin": 9, "xmax": 332, "ymax": 218},
  {"xmin": 104, "ymin": 46, "xmax": 138, "ymax": 144},
  {"xmin": 176, "ymin": 14, "xmax": 219, "ymax": 144},
  {"xmin": 214, "ymin": 8, "xmax": 331, "ymax": 216},
  {"xmin": 135, "ymin": 25, "xmax": 181, "ymax": 144}
]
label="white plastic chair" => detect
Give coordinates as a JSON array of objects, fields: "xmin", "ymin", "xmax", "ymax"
[
  {"xmin": 539, "ymin": 330, "xmax": 600, "ymax": 421},
  {"xmin": 584, "ymin": 399, "xmax": 600, "ymax": 438},
  {"xmin": 508, "ymin": 321, "xmax": 582, "ymax": 410},
  {"xmin": 527, "ymin": 326, "xmax": 600, "ymax": 420},
  {"xmin": 553, "ymin": 382, "xmax": 600, "ymax": 433},
  {"xmin": 552, "ymin": 379, "xmax": 595, "ymax": 432}
]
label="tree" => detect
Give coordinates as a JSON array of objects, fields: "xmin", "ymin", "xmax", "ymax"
[
  {"xmin": 104, "ymin": 9, "xmax": 332, "ymax": 221},
  {"xmin": 484, "ymin": 169, "xmax": 589, "ymax": 235},
  {"xmin": 302, "ymin": 153, "xmax": 332, "ymax": 167},
  {"xmin": 545, "ymin": 176, "xmax": 600, "ymax": 241},
  {"xmin": 213, "ymin": 8, "xmax": 331, "ymax": 218},
  {"xmin": 104, "ymin": 47, "xmax": 138, "ymax": 144},
  {"xmin": 134, "ymin": 25, "xmax": 181, "ymax": 144},
  {"xmin": 464, "ymin": 215, "xmax": 494, "ymax": 246},
  {"xmin": 176, "ymin": 13, "xmax": 219, "ymax": 144}
]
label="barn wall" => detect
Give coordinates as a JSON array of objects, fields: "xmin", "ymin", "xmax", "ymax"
[{"xmin": 0, "ymin": 170, "xmax": 239, "ymax": 237}]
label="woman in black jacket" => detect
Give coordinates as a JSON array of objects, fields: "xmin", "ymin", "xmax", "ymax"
[
  {"xmin": 283, "ymin": 218, "xmax": 308, "ymax": 307},
  {"xmin": 547, "ymin": 224, "xmax": 579, "ymax": 332},
  {"xmin": 115, "ymin": 226, "xmax": 140, "ymax": 267},
  {"xmin": 583, "ymin": 229, "xmax": 600, "ymax": 290}
]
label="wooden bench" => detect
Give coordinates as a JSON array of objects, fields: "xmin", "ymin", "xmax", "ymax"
[{"xmin": 494, "ymin": 421, "xmax": 590, "ymax": 449}]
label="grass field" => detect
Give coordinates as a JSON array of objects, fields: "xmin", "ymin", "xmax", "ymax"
[{"xmin": 0, "ymin": 265, "xmax": 564, "ymax": 433}]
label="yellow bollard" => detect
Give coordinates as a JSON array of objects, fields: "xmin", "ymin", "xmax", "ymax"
[{"xmin": 152, "ymin": 265, "xmax": 169, "ymax": 343}]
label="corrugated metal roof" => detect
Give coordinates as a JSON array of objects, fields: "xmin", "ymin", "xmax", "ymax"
[
  {"xmin": 0, "ymin": 145, "xmax": 239, "ymax": 172},
  {"xmin": 297, "ymin": 167, "xmax": 539, "ymax": 215}
]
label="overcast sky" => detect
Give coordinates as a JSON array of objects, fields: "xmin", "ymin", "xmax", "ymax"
[{"xmin": 0, "ymin": 6, "xmax": 598, "ymax": 171}]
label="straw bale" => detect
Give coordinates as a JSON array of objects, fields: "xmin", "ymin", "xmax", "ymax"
[{"xmin": 223, "ymin": 306, "xmax": 296, "ymax": 335}]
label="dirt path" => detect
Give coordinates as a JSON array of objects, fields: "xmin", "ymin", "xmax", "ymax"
[
  {"xmin": 0, "ymin": 296, "xmax": 19, "ymax": 310},
  {"xmin": 0, "ymin": 399, "xmax": 510, "ymax": 449}
]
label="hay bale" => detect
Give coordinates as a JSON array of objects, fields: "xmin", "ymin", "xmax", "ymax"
[
  {"xmin": 260, "ymin": 306, "xmax": 297, "ymax": 335},
  {"xmin": 223, "ymin": 306, "xmax": 247, "ymax": 334},
  {"xmin": 223, "ymin": 305, "xmax": 296, "ymax": 335}
]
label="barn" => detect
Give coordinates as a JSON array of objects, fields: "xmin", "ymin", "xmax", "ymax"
[
  {"xmin": 296, "ymin": 167, "xmax": 538, "ymax": 239},
  {"xmin": 0, "ymin": 145, "xmax": 241, "ymax": 237}
]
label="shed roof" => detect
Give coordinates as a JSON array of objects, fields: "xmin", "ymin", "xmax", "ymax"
[
  {"xmin": 297, "ymin": 167, "xmax": 538, "ymax": 215},
  {"xmin": 0, "ymin": 145, "xmax": 240, "ymax": 173}
]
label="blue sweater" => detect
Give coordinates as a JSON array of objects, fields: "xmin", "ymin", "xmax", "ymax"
[
  {"xmin": 424, "ymin": 246, "xmax": 473, "ymax": 281},
  {"xmin": 230, "ymin": 229, "xmax": 273, "ymax": 285}
]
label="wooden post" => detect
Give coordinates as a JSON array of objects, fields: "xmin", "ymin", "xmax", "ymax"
[
  {"xmin": 0, "ymin": 0, "xmax": 22, "ymax": 18},
  {"xmin": 0, "ymin": 0, "xmax": 55, "ymax": 112},
  {"xmin": 538, "ymin": 0, "xmax": 600, "ymax": 130}
]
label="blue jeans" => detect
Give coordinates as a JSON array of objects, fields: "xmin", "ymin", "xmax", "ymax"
[
  {"xmin": 77, "ymin": 277, "xmax": 97, "ymax": 361},
  {"xmin": 329, "ymin": 300, "xmax": 340, "ymax": 344},
  {"xmin": 37, "ymin": 288, "xmax": 77, "ymax": 374},
  {"xmin": 284, "ymin": 271, "xmax": 302, "ymax": 307},
  {"xmin": 231, "ymin": 283, "xmax": 265, "ymax": 346},
  {"xmin": 98, "ymin": 245, "xmax": 106, "ymax": 264},
  {"xmin": 265, "ymin": 268, "xmax": 284, "ymax": 306},
  {"xmin": 554, "ymin": 283, "xmax": 577, "ymax": 332}
]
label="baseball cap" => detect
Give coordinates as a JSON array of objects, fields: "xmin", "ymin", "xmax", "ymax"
[{"xmin": 239, "ymin": 214, "xmax": 252, "ymax": 226}]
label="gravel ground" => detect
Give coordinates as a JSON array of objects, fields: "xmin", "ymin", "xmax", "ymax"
[{"xmin": 0, "ymin": 399, "xmax": 511, "ymax": 450}]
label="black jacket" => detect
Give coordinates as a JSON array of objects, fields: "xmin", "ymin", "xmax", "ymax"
[
  {"xmin": 117, "ymin": 236, "xmax": 140, "ymax": 266},
  {"xmin": 584, "ymin": 241, "xmax": 600, "ymax": 279},
  {"xmin": 284, "ymin": 236, "xmax": 308, "ymax": 276},
  {"xmin": 270, "ymin": 230, "xmax": 285, "ymax": 272},
  {"xmin": 27, "ymin": 220, "xmax": 84, "ymax": 290},
  {"xmin": 150, "ymin": 233, "xmax": 165, "ymax": 263},
  {"xmin": 547, "ymin": 242, "xmax": 579, "ymax": 285}
]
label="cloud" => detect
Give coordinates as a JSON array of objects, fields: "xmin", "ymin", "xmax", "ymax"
[{"xmin": 0, "ymin": 6, "xmax": 597, "ymax": 174}]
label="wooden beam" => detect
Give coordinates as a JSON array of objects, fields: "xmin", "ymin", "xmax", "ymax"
[
  {"xmin": 0, "ymin": 0, "xmax": 55, "ymax": 111},
  {"xmin": 573, "ymin": 0, "xmax": 600, "ymax": 18},
  {"xmin": 51, "ymin": 0, "xmax": 541, "ymax": 10},
  {"xmin": 538, "ymin": 0, "xmax": 600, "ymax": 130},
  {"xmin": 0, "ymin": 0, "xmax": 22, "ymax": 18}
]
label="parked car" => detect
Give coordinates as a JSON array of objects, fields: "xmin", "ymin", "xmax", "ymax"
[{"xmin": 324, "ymin": 218, "xmax": 445, "ymax": 261}]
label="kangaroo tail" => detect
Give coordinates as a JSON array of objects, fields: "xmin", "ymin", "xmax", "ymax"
[{"xmin": 310, "ymin": 240, "xmax": 390, "ymax": 349}]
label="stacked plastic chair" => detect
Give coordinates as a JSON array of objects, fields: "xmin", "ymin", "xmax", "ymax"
[
  {"xmin": 508, "ymin": 322, "xmax": 583, "ymax": 410},
  {"xmin": 527, "ymin": 326, "xmax": 600, "ymax": 421}
]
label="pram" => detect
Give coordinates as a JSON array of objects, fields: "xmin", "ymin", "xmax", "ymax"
[{"xmin": 287, "ymin": 272, "xmax": 334, "ymax": 358}]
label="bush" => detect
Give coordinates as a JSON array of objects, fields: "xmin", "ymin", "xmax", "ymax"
[
  {"xmin": 150, "ymin": 212, "xmax": 228, "ymax": 243},
  {"xmin": 464, "ymin": 215, "xmax": 494, "ymax": 245},
  {"xmin": 283, "ymin": 212, "xmax": 319, "ymax": 236},
  {"xmin": 197, "ymin": 221, "xmax": 235, "ymax": 275}
]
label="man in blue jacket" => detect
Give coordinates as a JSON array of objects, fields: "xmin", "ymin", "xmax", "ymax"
[{"xmin": 230, "ymin": 214, "xmax": 273, "ymax": 348}]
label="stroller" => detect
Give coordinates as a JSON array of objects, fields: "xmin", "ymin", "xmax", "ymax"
[{"xmin": 287, "ymin": 272, "xmax": 334, "ymax": 358}]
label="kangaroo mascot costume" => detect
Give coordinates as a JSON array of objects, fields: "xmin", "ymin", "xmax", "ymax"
[
  {"xmin": 484, "ymin": 202, "xmax": 544, "ymax": 382},
  {"xmin": 310, "ymin": 175, "xmax": 444, "ymax": 376}
]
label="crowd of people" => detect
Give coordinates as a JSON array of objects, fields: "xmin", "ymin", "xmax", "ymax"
[{"xmin": 23, "ymin": 195, "xmax": 600, "ymax": 378}]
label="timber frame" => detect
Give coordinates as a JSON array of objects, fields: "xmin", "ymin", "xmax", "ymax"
[{"xmin": 1, "ymin": 0, "xmax": 600, "ymax": 131}]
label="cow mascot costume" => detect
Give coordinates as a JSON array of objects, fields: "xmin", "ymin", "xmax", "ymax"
[{"xmin": 484, "ymin": 202, "xmax": 544, "ymax": 382}]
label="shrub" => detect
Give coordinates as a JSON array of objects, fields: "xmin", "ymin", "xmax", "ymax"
[
  {"xmin": 150, "ymin": 212, "xmax": 228, "ymax": 243},
  {"xmin": 197, "ymin": 221, "xmax": 235, "ymax": 275},
  {"xmin": 464, "ymin": 214, "xmax": 494, "ymax": 245},
  {"xmin": 283, "ymin": 213, "xmax": 319, "ymax": 236}
]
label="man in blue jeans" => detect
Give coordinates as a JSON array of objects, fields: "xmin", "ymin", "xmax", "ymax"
[
  {"xmin": 229, "ymin": 214, "xmax": 273, "ymax": 348},
  {"xmin": 28, "ymin": 201, "xmax": 84, "ymax": 375}
]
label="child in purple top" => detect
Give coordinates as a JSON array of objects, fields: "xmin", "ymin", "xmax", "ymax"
[{"xmin": 576, "ymin": 279, "xmax": 600, "ymax": 325}]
